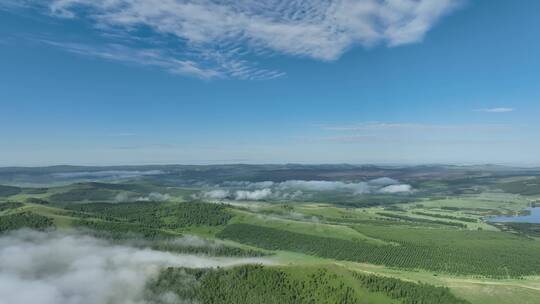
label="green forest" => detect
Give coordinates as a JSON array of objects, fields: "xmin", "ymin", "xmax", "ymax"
[
  {"xmin": 147, "ymin": 265, "xmax": 469, "ymax": 304},
  {"xmin": 2, "ymin": 164, "xmax": 540, "ymax": 303}
]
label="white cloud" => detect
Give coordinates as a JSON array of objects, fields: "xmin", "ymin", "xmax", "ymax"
[
  {"xmin": 234, "ymin": 188, "xmax": 273, "ymax": 201},
  {"xmin": 475, "ymin": 107, "xmax": 515, "ymax": 113},
  {"xmin": 199, "ymin": 178, "xmax": 413, "ymax": 201},
  {"xmin": 200, "ymin": 188, "xmax": 274, "ymax": 201},
  {"xmin": 277, "ymin": 180, "xmax": 371, "ymax": 194},
  {"xmin": 378, "ymin": 184, "xmax": 413, "ymax": 193},
  {"xmin": 279, "ymin": 179, "xmax": 414, "ymax": 195},
  {"xmin": 201, "ymin": 189, "xmax": 230, "ymax": 200},
  {"xmin": 114, "ymin": 192, "xmax": 130, "ymax": 203},
  {"xmin": 0, "ymin": 230, "xmax": 270, "ymax": 304},
  {"xmin": 201, "ymin": 187, "xmax": 305, "ymax": 201},
  {"xmin": 20, "ymin": 0, "xmax": 461, "ymax": 79},
  {"xmin": 166, "ymin": 234, "xmax": 220, "ymax": 248},
  {"xmin": 276, "ymin": 179, "xmax": 413, "ymax": 195},
  {"xmin": 136, "ymin": 192, "xmax": 171, "ymax": 202}
]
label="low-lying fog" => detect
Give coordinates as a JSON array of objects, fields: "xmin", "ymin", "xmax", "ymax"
[
  {"xmin": 0, "ymin": 230, "xmax": 271, "ymax": 304},
  {"xmin": 198, "ymin": 178, "xmax": 413, "ymax": 201}
]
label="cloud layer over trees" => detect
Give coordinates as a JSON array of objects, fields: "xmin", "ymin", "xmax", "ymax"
[
  {"xmin": 0, "ymin": 230, "xmax": 269, "ymax": 304},
  {"xmin": 199, "ymin": 177, "xmax": 413, "ymax": 201}
]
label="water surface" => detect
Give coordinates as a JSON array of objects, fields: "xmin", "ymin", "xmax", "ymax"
[{"xmin": 488, "ymin": 207, "xmax": 540, "ymax": 223}]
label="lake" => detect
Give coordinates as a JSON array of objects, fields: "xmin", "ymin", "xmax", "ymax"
[{"xmin": 488, "ymin": 207, "xmax": 540, "ymax": 223}]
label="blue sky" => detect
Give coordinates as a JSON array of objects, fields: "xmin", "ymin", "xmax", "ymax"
[{"xmin": 1, "ymin": 0, "xmax": 539, "ymax": 166}]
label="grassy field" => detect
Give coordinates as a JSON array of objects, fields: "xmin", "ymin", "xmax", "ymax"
[{"xmin": 2, "ymin": 174, "xmax": 540, "ymax": 304}]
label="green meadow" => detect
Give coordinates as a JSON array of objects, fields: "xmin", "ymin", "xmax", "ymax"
[{"xmin": 2, "ymin": 165, "xmax": 540, "ymax": 303}]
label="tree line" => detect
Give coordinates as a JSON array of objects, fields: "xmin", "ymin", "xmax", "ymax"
[
  {"xmin": 146, "ymin": 265, "xmax": 470, "ymax": 304},
  {"xmin": 218, "ymin": 223, "xmax": 540, "ymax": 277}
]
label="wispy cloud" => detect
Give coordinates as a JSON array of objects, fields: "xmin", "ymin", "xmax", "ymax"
[
  {"xmin": 40, "ymin": 40, "xmax": 284, "ymax": 80},
  {"xmin": 299, "ymin": 135, "xmax": 380, "ymax": 143},
  {"xmin": 106, "ymin": 132, "xmax": 136, "ymax": 137},
  {"xmin": 474, "ymin": 107, "xmax": 515, "ymax": 113},
  {"xmin": 309, "ymin": 121, "xmax": 517, "ymax": 145},
  {"xmin": 41, "ymin": 40, "xmax": 224, "ymax": 79},
  {"xmin": 318, "ymin": 122, "xmax": 511, "ymax": 132},
  {"xmin": 0, "ymin": 0, "xmax": 32, "ymax": 10},
  {"xmin": 16, "ymin": 0, "xmax": 462, "ymax": 79}
]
